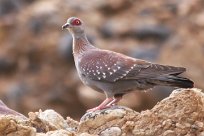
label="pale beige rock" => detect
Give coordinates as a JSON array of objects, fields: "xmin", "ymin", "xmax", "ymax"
[
  {"xmin": 194, "ymin": 121, "xmax": 204, "ymax": 128},
  {"xmin": 0, "ymin": 100, "xmax": 33, "ymax": 135},
  {"xmin": 131, "ymin": 88, "xmax": 204, "ymax": 135},
  {"xmin": 100, "ymin": 127, "xmax": 121, "ymax": 136},
  {"xmin": 45, "ymin": 129, "xmax": 73, "ymax": 136},
  {"xmin": 0, "ymin": 88, "xmax": 204, "ymax": 136},
  {"xmin": 79, "ymin": 133, "xmax": 98, "ymax": 136},
  {"xmin": 0, "ymin": 116, "xmax": 35, "ymax": 136},
  {"xmin": 199, "ymin": 131, "xmax": 204, "ymax": 136},
  {"xmin": 77, "ymin": 88, "xmax": 204, "ymax": 135},
  {"xmin": 163, "ymin": 130, "xmax": 176, "ymax": 136},
  {"xmin": 78, "ymin": 106, "xmax": 137, "ymax": 135},
  {"xmin": 0, "ymin": 0, "xmax": 204, "ymax": 121},
  {"xmin": 36, "ymin": 129, "xmax": 74, "ymax": 136},
  {"xmin": 37, "ymin": 109, "xmax": 69, "ymax": 130},
  {"xmin": 29, "ymin": 109, "xmax": 75, "ymax": 133},
  {"xmin": 66, "ymin": 117, "xmax": 79, "ymax": 132}
]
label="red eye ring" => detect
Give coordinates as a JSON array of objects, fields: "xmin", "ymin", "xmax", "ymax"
[
  {"xmin": 76, "ymin": 20, "xmax": 80, "ymax": 24},
  {"xmin": 72, "ymin": 19, "xmax": 81, "ymax": 26}
]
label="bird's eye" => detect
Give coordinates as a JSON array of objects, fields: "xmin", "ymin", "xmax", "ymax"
[
  {"xmin": 76, "ymin": 20, "xmax": 80, "ymax": 24},
  {"xmin": 72, "ymin": 19, "xmax": 81, "ymax": 25}
]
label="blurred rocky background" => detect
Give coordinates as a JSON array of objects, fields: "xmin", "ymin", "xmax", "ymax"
[{"xmin": 0, "ymin": 0, "xmax": 203, "ymax": 120}]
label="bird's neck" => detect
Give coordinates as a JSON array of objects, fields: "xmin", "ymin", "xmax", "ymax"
[{"xmin": 72, "ymin": 33, "xmax": 94, "ymax": 56}]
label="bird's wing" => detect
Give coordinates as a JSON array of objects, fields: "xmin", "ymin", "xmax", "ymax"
[
  {"xmin": 79, "ymin": 49, "xmax": 185, "ymax": 82},
  {"xmin": 124, "ymin": 63, "xmax": 186, "ymax": 80}
]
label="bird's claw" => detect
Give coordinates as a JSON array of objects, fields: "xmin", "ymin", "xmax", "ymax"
[{"xmin": 86, "ymin": 105, "xmax": 112, "ymax": 112}]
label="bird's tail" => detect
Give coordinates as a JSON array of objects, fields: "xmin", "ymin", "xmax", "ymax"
[{"xmin": 150, "ymin": 75, "xmax": 194, "ymax": 88}]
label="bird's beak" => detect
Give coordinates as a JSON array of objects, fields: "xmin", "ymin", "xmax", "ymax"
[{"xmin": 62, "ymin": 23, "xmax": 70, "ymax": 30}]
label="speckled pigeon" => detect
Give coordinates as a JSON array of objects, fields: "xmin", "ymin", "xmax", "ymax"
[{"xmin": 62, "ymin": 17, "xmax": 194, "ymax": 112}]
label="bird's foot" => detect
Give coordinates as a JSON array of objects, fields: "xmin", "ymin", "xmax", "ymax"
[
  {"xmin": 86, "ymin": 96, "xmax": 123, "ymax": 112},
  {"xmin": 86, "ymin": 97, "xmax": 114, "ymax": 112},
  {"xmin": 87, "ymin": 105, "xmax": 112, "ymax": 112},
  {"xmin": 106, "ymin": 96, "xmax": 122, "ymax": 107}
]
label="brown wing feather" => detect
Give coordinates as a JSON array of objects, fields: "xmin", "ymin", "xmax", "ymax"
[
  {"xmin": 79, "ymin": 49, "xmax": 186, "ymax": 82},
  {"xmin": 79, "ymin": 49, "xmax": 148, "ymax": 82},
  {"xmin": 124, "ymin": 63, "xmax": 186, "ymax": 80}
]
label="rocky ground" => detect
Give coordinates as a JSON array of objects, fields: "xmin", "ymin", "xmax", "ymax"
[
  {"xmin": 0, "ymin": 88, "xmax": 203, "ymax": 136},
  {"xmin": 0, "ymin": 0, "xmax": 204, "ymax": 120}
]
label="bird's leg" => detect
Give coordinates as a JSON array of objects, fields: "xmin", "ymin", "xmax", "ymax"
[
  {"xmin": 106, "ymin": 95, "xmax": 123, "ymax": 106},
  {"xmin": 86, "ymin": 97, "xmax": 114, "ymax": 112}
]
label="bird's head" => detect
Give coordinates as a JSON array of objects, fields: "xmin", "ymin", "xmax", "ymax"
[{"xmin": 62, "ymin": 17, "xmax": 85, "ymax": 37}]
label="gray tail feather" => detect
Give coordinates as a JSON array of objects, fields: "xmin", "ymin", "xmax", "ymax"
[{"xmin": 150, "ymin": 75, "xmax": 194, "ymax": 88}]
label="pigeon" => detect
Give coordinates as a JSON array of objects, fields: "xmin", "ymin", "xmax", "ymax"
[{"xmin": 62, "ymin": 17, "xmax": 194, "ymax": 112}]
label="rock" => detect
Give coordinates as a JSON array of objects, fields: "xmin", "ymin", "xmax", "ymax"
[
  {"xmin": 0, "ymin": 0, "xmax": 203, "ymax": 121},
  {"xmin": 131, "ymin": 88, "xmax": 204, "ymax": 135},
  {"xmin": 79, "ymin": 133, "xmax": 97, "ymax": 136},
  {"xmin": 28, "ymin": 109, "xmax": 74, "ymax": 133},
  {"xmin": 37, "ymin": 129, "xmax": 74, "ymax": 136},
  {"xmin": 28, "ymin": 16, "xmax": 45, "ymax": 35},
  {"xmin": 66, "ymin": 117, "xmax": 79, "ymax": 132},
  {"xmin": 199, "ymin": 131, "xmax": 204, "ymax": 136},
  {"xmin": 79, "ymin": 106, "xmax": 137, "ymax": 135},
  {"xmin": 0, "ymin": 102, "xmax": 77, "ymax": 136},
  {"xmin": 58, "ymin": 33, "xmax": 94, "ymax": 64},
  {"xmin": 194, "ymin": 121, "xmax": 204, "ymax": 128},
  {"xmin": 0, "ymin": 116, "xmax": 35, "ymax": 136},
  {"xmin": 177, "ymin": 0, "xmax": 198, "ymax": 16},
  {"xmin": 0, "ymin": 88, "xmax": 203, "ymax": 135},
  {"xmin": 100, "ymin": 127, "xmax": 121, "ymax": 136},
  {"xmin": 163, "ymin": 130, "xmax": 176, "ymax": 136},
  {"xmin": 77, "ymin": 88, "xmax": 204, "ymax": 135},
  {"xmin": 128, "ymin": 45, "xmax": 160, "ymax": 61},
  {"xmin": 0, "ymin": 101, "xmax": 33, "ymax": 135},
  {"xmin": 0, "ymin": 0, "xmax": 203, "ymax": 127},
  {"xmin": 96, "ymin": 0, "xmax": 133, "ymax": 15},
  {"xmin": 132, "ymin": 24, "xmax": 171, "ymax": 41},
  {"xmin": 99, "ymin": 19, "xmax": 131, "ymax": 38},
  {"xmin": 58, "ymin": 34, "xmax": 74, "ymax": 63},
  {"xmin": 0, "ymin": 0, "xmax": 20, "ymax": 16},
  {"xmin": 0, "ymin": 57, "xmax": 17, "ymax": 74},
  {"xmin": 194, "ymin": 12, "xmax": 204, "ymax": 27},
  {"xmin": 100, "ymin": 21, "xmax": 171, "ymax": 42}
]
